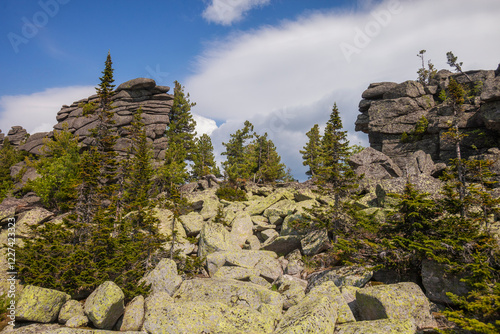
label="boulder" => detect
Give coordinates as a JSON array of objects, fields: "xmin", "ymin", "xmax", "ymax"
[
  {"xmin": 17, "ymin": 207, "xmax": 54, "ymax": 238},
  {"xmin": 308, "ymin": 282, "xmax": 355, "ymax": 324},
  {"xmin": 229, "ymin": 212, "xmax": 253, "ymax": 247},
  {"xmin": 0, "ymin": 324, "xmax": 62, "ymax": 333},
  {"xmin": 84, "ymin": 281, "xmax": 125, "ymax": 330},
  {"xmin": 119, "ymin": 295, "xmax": 145, "ymax": 331},
  {"xmin": 116, "ymin": 77, "xmax": 156, "ymax": 92},
  {"xmin": 245, "ymin": 235, "xmax": 261, "ymax": 250},
  {"xmin": 153, "ymin": 208, "xmax": 187, "ymax": 239},
  {"xmin": 361, "ymin": 82, "xmax": 398, "ymax": 100},
  {"xmin": 245, "ymin": 190, "xmax": 293, "ymax": 216},
  {"xmin": 307, "ymin": 266, "xmax": 373, "ymax": 292},
  {"xmin": 261, "ymin": 235, "xmax": 302, "ymax": 256},
  {"xmin": 340, "ymin": 285, "xmax": 360, "ymax": 320},
  {"xmin": 421, "ymin": 259, "xmax": 470, "ymax": 304},
  {"xmin": 179, "ymin": 212, "xmax": 204, "ymax": 236},
  {"xmin": 383, "ymin": 80, "xmax": 425, "ymax": 99},
  {"xmin": 301, "ymin": 228, "xmax": 330, "ymax": 256},
  {"xmin": 407, "ymin": 150, "xmax": 435, "ymax": 176},
  {"xmin": 143, "ymin": 301, "xmax": 275, "ymax": 334},
  {"xmin": 356, "ymin": 282, "xmax": 436, "ymax": 330},
  {"xmin": 481, "ymin": 76, "xmax": 500, "ymax": 102},
  {"xmin": 140, "ymin": 258, "xmax": 182, "ymax": 296},
  {"xmin": 58, "ymin": 300, "xmax": 85, "ymax": 324},
  {"xmin": 198, "ymin": 222, "xmax": 240, "ymax": 258},
  {"xmin": 144, "ymin": 291, "xmax": 174, "ymax": 313},
  {"xmin": 277, "ymin": 275, "xmax": 307, "ymax": 309},
  {"xmin": 334, "ymin": 319, "xmax": 417, "ymax": 334},
  {"xmin": 348, "ymin": 147, "xmax": 403, "ymax": 180},
  {"xmin": 263, "ymin": 199, "xmax": 296, "ymax": 218},
  {"xmin": 280, "ymin": 214, "xmax": 310, "ymax": 236},
  {"xmin": 206, "ymin": 250, "xmax": 282, "ymax": 282},
  {"xmin": 260, "ymin": 228, "xmax": 279, "ymax": 242},
  {"xmin": 200, "ymin": 197, "xmax": 220, "ymax": 220},
  {"xmin": 65, "ymin": 315, "xmax": 89, "ymax": 328},
  {"xmin": 173, "ymin": 278, "xmax": 284, "ymax": 312},
  {"xmin": 17, "ymin": 285, "xmax": 70, "ymax": 323},
  {"xmin": 285, "ymin": 249, "xmax": 305, "ymax": 276},
  {"xmin": 274, "ymin": 290, "xmax": 338, "ymax": 334}
]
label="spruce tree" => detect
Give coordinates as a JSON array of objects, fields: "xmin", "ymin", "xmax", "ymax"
[
  {"xmin": 192, "ymin": 133, "xmax": 220, "ymax": 179},
  {"xmin": 221, "ymin": 120, "xmax": 255, "ymax": 183},
  {"xmin": 160, "ymin": 81, "xmax": 197, "ymax": 193},
  {"xmin": 300, "ymin": 124, "xmax": 322, "ymax": 178},
  {"xmin": 249, "ymin": 133, "xmax": 287, "ymax": 183},
  {"xmin": 319, "ymin": 103, "xmax": 358, "ymax": 198}
]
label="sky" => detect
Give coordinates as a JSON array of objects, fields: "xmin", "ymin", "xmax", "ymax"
[{"xmin": 1, "ymin": 0, "xmax": 500, "ymax": 180}]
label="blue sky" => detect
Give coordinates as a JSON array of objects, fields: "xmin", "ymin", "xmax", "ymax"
[{"xmin": 1, "ymin": 0, "xmax": 500, "ymax": 179}]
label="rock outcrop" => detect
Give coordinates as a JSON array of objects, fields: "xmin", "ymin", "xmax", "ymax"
[
  {"xmin": 0, "ymin": 78, "xmax": 172, "ymax": 160},
  {"xmin": 355, "ymin": 68, "xmax": 500, "ymax": 170}
]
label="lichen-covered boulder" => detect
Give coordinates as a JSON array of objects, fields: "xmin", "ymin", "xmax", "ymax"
[
  {"xmin": 144, "ymin": 291, "xmax": 174, "ymax": 313},
  {"xmin": 84, "ymin": 281, "xmax": 125, "ymax": 330},
  {"xmin": 153, "ymin": 208, "xmax": 187, "ymax": 239},
  {"xmin": 213, "ymin": 266, "xmax": 260, "ymax": 280},
  {"xmin": 173, "ymin": 278, "xmax": 283, "ymax": 313},
  {"xmin": 198, "ymin": 222, "xmax": 239, "ymax": 258},
  {"xmin": 0, "ymin": 323, "xmax": 62, "ymax": 333},
  {"xmin": 301, "ymin": 228, "xmax": 330, "ymax": 256},
  {"xmin": 120, "ymin": 295, "xmax": 144, "ymax": 331},
  {"xmin": 277, "ymin": 275, "xmax": 307, "ymax": 309},
  {"xmin": 245, "ymin": 190, "xmax": 293, "ymax": 216},
  {"xmin": 280, "ymin": 214, "xmax": 310, "ymax": 236},
  {"xmin": 143, "ymin": 301, "xmax": 275, "ymax": 334},
  {"xmin": 261, "ymin": 235, "xmax": 302, "ymax": 256},
  {"xmin": 229, "ymin": 212, "xmax": 253, "ymax": 247},
  {"xmin": 65, "ymin": 314, "xmax": 89, "ymax": 328},
  {"xmin": 200, "ymin": 197, "xmax": 220, "ymax": 220},
  {"xmin": 356, "ymin": 282, "xmax": 436, "ymax": 330},
  {"xmin": 274, "ymin": 292, "xmax": 338, "ymax": 334},
  {"xmin": 140, "ymin": 258, "xmax": 182, "ymax": 296},
  {"xmin": 17, "ymin": 207, "xmax": 54, "ymax": 238},
  {"xmin": 207, "ymin": 250, "xmax": 282, "ymax": 282},
  {"xmin": 58, "ymin": 299, "xmax": 85, "ymax": 324},
  {"xmin": 307, "ymin": 266, "xmax": 373, "ymax": 292},
  {"xmin": 263, "ymin": 199, "xmax": 297, "ymax": 218},
  {"xmin": 334, "ymin": 318, "xmax": 417, "ymax": 334},
  {"xmin": 179, "ymin": 211, "xmax": 204, "ymax": 236},
  {"xmin": 17, "ymin": 285, "xmax": 70, "ymax": 323},
  {"xmin": 341, "ymin": 285, "xmax": 360, "ymax": 320},
  {"xmin": 308, "ymin": 282, "xmax": 355, "ymax": 324}
]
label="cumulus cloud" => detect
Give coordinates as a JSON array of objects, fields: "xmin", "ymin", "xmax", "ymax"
[
  {"xmin": 187, "ymin": 0, "xmax": 500, "ymax": 180},
  {"xmin": 193, "ymin": 113, "xmax": 219, "ymax": 136},
  {"xmin": 203, "ymin": 0, "xmax": 271, "ymax": 25},
  {"xmin": 0, "ymin": 86, "xmax": 95, "ymax": 135}
]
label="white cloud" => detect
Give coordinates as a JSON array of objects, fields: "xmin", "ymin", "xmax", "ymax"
[
  {"xmin": 193, "ymin": 113, "xmax": 218, "ymax": 136},
  {"xmin": 187, "ymin": 0, "xmax": 500, "ymax": 180},
  {"xmin": 203, "ymin": 0, "xmax": 271, "ymax": 25},
  {"xmin": 0, "ymin": 86, "xmax": 95, "ymax": 135}
]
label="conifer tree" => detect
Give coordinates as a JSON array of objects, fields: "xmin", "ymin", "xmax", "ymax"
[
  {"xmin": 221, "ymin": 120, "xmax": 254, "ymax": 183},
  {"xmin": 160, "ymin": 81, "xmax": 197, "ymax": 193},
  {"xmin": 249, "ymin": 133, "xmax": 287, "ymax": 183},
  {"xmin": 192, "ymin": 133, "xmax": 220, "ymax": 179},
  {"xmin": 300, "ymin": 124, "xmax": 322, "ymax": 178},
  {"xmin": 29, "ymin": 127, "xmax": 81, "ymax": 212},
  {"xmin": 0, "ymin": 138, "xmax": 25, "ymax": 201},
  {"xmin": 319, "ymin": 103, "xmax": 358, "ymax": 198}
]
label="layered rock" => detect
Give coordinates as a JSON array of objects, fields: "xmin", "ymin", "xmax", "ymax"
[
  {"xmin": 355, "ymin": 68, "xmax": 500, "ymax": 170},
  {"xmin": 9, "ymin": 78, "xmax": 172, "ymax": 160}
]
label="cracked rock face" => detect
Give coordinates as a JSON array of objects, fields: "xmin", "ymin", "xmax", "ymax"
[
  {"xmin": 356, "ymin": 68, "xmax": 500, "ymax": 170},
  {"xmin": 9, "ymin": 78, "xmax": 172, "ymax": 160}
]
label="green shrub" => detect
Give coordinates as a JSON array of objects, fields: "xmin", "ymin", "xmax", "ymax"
[
  {"xmin": 215, "ymin": 185, "xmax": 247, "ymax": 202},
  {"xmin": 400, "ymin": 116, "xmax": 428, "ymax": 143}
]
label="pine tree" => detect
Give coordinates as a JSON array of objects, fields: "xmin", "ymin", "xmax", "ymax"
[
  {"xmin": 192, "ymin": 133, "xmax": 220, "ymax": 179},
  {"xmin": 0, "ymin": 138, "xmax": 25, "ymax": 201},
  {"xmin": 221, "ymin": 120, "xmax": 255, "ymax": 183},
  {"xmin": 300, "ymin": 124, "xmax": 322, "ymax": 178},
  {"xmin": 416, "ymin": 50, "xmax": 437, "ymax": 85}
]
